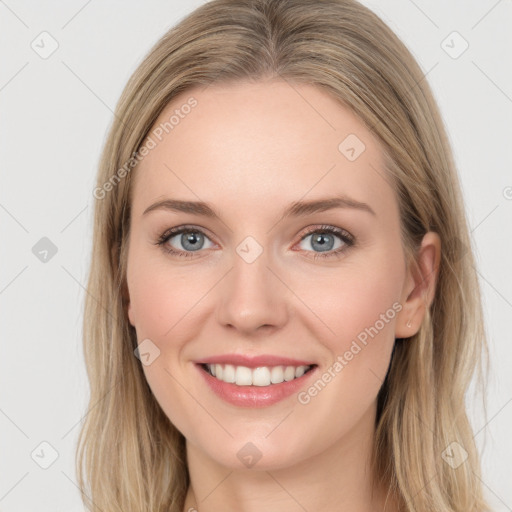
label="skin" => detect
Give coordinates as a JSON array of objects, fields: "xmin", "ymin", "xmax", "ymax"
[{"xmin": 125, "ymin": 79, "xmax": 441, "ymax": 512}]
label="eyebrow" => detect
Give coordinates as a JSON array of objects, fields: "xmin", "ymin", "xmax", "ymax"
[{"xmin": 142, "ymin": 195, "xmax": 376, "ymax": 219}]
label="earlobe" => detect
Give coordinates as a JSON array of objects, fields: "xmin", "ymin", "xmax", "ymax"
[
  {"xmin": 396, "ymin": 231, "xmax": 441, "ymax": 338},
  {"xmin": 120, "ymin": 270, "xmax": 135, "ymax": 327},
  {"xmin": 127, "ymin": 302, "xmax": 136, "ymax": 327},
  {"xmin": 123, "ymin": 282, "xmax": 136, "ymax": 327}
]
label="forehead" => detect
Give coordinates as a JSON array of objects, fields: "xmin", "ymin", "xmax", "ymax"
[{"xmin": 131, "ymin": 80, "xmax": 396, "ymax": 222}]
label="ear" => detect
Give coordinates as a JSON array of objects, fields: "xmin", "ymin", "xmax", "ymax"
[
  {"xmin": 395, "ymin": 231, "xmax": 441, "ymax": 338},
  {"xmin": 113, "ymin": 241, "xmax": 136, "ymax": 327}
]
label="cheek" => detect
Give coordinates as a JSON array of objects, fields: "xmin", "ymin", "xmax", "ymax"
[
  {"xmin": 127, "ymin": 258, "xmax": 209, "ymax": 438},
  {"xmin": 284, "ymin": 246, "xmax": 403, "ymax": 414},
  {"xmin": 338, "ymin": 270, "xmax": 400, "ymax": 346},
  {"xmin": 288, "ymin": 260, "xmax": 401, "ymax": 442},
  {"xmin": 290, "ymin": 257, "xmax": 402, "ymax": 351},
  {"xmin": 140, "ymin": 360, "xmax": 207, "ymax": 449},
  {"xmin": 127, "ymin": 255, "xmax": 214, "ymax": 427},
  {"xmin": 128, "ymin": 250, "xmax": 207, "ymax": 339}
]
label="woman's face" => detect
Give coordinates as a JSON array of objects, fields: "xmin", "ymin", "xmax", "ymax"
[{"xmin": 126, "ymin": 80, "xmax": 420, "ymax": 470}]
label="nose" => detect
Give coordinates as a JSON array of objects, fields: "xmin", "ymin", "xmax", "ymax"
[{"xmin": 215, "ymin": 245, "xmax": 289, "ymax": 336}]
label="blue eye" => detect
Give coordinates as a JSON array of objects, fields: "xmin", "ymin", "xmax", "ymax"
[
  {"xmin": 155, "ymin": 224, "xmax": 355, "ymax": 259},
  {"xmin": 297, "ymin": 225, "xmax": 354, "ymax": 260},
  {"xmin": 156, "ymin": 226, "xmax": 215, "ymax": 258}
]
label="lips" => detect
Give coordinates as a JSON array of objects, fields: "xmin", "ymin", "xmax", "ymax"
[{"xmin": 194, "ymin": 353, "xmax": 318, "ymax": 407}]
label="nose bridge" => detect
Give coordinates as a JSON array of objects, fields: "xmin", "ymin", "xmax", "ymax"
[{"xmin": 216, "ymin": 235, "xmax": 287, "ymax": 333}]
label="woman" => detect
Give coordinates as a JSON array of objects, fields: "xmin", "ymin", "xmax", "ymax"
[{"xmin": 77, "ymin": 0, "xmax": 491, "ymax": 510}]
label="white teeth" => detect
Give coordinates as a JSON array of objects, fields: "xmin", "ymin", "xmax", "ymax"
[
  {"xmin": 284, "ymin": 366, "xmax": 296, "ymax": 381},
  {"xmin": 295, "ymin": 366, "xmax": 306, "ymax": 378},
  {"xmin": 223, "ymin": 364, "xmax": 236, "ymax": 383},
  {"xmin": 235, "ymin": 366, "xmax": 252, "ymax": 385},
  {"xmin": 205, "ymin": 364, "xmax": 312, "ymax": 387},
  {"xmin": 270, "ymin": 366, "xmax": 284, "ymax": 384},
  {"xmin": 252, "ymin": 367, "xmax": 271, "ymax": 386}
]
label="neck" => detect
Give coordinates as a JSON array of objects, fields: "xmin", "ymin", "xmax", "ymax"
[{"xmin": 182, "ymin": 401, "xmax": 396, "ymax": 512}]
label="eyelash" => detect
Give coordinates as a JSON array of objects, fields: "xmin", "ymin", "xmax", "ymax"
[{"xmin": 154, "ymin": 224, "xmax": 355, "ymax": 260}]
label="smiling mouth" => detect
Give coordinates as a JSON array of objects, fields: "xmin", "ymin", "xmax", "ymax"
[{"xmin": 200, "ymin": 363, "xmax": 317, "ymax": 387}]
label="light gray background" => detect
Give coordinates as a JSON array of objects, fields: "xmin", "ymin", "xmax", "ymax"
[{"xmin": 1, "ymin": 1, "xmax": 511, "ymax": 510}]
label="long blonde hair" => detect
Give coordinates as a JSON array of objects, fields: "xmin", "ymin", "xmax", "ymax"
[{"xmin": 76, "ymin": 0, "xmax": 491, "ymax": 510}]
